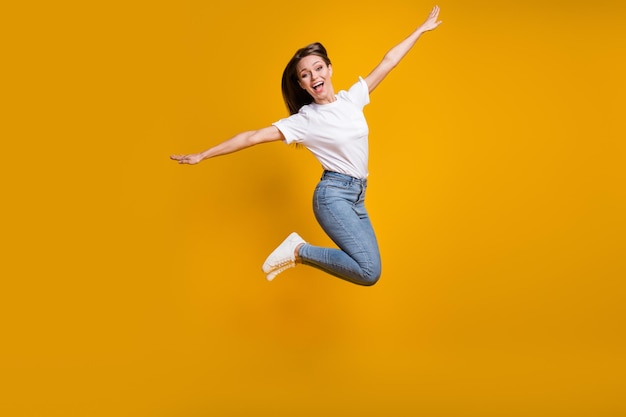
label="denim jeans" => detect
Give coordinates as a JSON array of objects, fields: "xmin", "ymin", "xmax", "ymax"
[{"xmin": 299, "ymin": 171, "xmax": 382, "ymax": 286}]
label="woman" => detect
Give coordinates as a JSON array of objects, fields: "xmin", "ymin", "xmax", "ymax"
[{"xmin": 171, "ymin": 6, "xmax": 442, "ymax": 285}]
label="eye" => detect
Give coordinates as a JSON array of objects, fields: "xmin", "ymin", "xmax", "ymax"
[{"xmin": 316, "ymin": 66, "xmax": 323, "ymax": 71}]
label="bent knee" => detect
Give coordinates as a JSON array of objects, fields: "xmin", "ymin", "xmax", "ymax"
[{"xmin": 360, "ymin": 267, "xmax": 381, "ymax": 286}]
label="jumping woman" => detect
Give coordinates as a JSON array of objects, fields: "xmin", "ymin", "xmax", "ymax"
[{"xmin": 171, "ymin": 5, "xmax": 442, "ymax": 285}]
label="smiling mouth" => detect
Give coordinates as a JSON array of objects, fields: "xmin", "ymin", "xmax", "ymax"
[{"xmin": 313, "ymin": 82, "xmax": 324, "ymax": 92}]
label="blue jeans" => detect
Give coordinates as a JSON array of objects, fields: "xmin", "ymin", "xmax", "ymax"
[{"xmin": 299, "ymin": 171, "xmax": 382, "ymax": 286}]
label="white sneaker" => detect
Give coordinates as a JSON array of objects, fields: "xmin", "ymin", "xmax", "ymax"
[{"xmin": 262, "ymin": 232, "xmax": 306, "ymax": 281}]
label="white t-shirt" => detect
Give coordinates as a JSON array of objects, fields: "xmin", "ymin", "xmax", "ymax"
[{"xmin": 272, "ymin": 77, "xmax": 370, "ymax": 179}]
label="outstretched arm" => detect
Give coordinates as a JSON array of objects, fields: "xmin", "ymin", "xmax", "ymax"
[
  {"xmin": 364, "ymin": 5, "xmax": 442, "ymax": 93},
  {"xmin": 170, "ymin": 126, "xmax": 284, "ymax": 165}
]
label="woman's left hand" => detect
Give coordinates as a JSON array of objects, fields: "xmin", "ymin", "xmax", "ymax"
[{"xmin": 419, "ymin": 5, "xmax": 442, "ymax": 33}]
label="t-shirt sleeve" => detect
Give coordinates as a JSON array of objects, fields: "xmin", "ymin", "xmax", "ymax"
[
  {"xmin": 272, "ymin": 110, "xmax": 309, "ymax": 144},
  {"xmin": 347, "ymin": 76, "xmax": 370, "ymax": 108}
]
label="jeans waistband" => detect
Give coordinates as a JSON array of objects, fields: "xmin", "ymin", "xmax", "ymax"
[{"xmin": 321, "ymin": 170, "xmax": 367, "ymax": 185}]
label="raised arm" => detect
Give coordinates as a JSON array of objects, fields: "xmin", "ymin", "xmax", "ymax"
[
  {"xmin": 364, "ymin": 5, "xmax": 442, "ymax": 93},
  {"xmin": 170, "ymin": 125, "xmax": 284, "ymax": 165}
]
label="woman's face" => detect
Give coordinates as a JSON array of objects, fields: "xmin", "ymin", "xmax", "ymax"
[{"xmin": 297, "ymin": 54, "xmax": 334, "ymax": 104}]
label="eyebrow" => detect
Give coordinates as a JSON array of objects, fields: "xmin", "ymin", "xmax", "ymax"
[{"xmin": 298, "ymin": 60, "xmax": 323, "ymax": 73}]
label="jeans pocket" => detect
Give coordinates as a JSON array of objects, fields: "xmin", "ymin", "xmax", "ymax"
[
  {"xmin": 325, "ymin": 179, "xmax": 350, "ymax": 189},
  {"xmin": 352, "ymin": 202, "xmax": 368, "ymax": 219}
]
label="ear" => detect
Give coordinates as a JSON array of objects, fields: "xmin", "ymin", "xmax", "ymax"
[{"xmin": 328, "ymin": 64, "xmax": 333, "ymax": 76}]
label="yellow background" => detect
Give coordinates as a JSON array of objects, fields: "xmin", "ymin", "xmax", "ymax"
[{"xmin": 2, "ymin": 1, "xmax": 625, "ymax": 416}]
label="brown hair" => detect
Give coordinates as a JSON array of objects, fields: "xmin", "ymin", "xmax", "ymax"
[{"xmin": 281, "ymin": 42, "xmax": 332, "ymax": 115}]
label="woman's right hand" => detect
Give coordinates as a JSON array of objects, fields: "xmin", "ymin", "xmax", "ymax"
[
  {"xmin": 170, "ymin": 153, "xmax": 204, "ymax": 165},
  {"xmin": 169, "ymin": 126, "xmax": 283, "ymax": 165}
]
